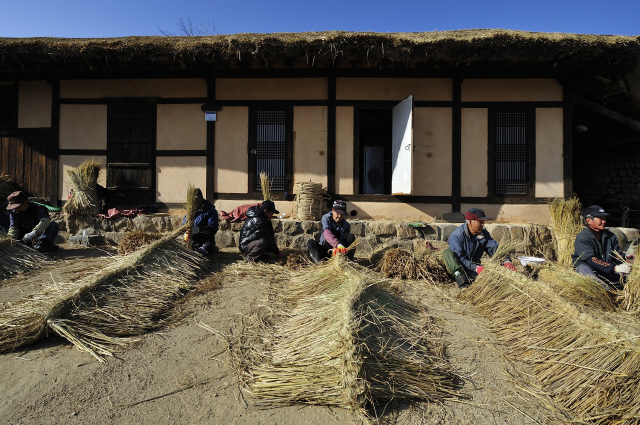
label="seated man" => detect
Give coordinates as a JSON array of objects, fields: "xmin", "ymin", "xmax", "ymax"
[
  {"xmin": 443, "ymin": 208, "xmax": 516, "ymax": 289},
  {"xmin": 6, "ymin": 191, "xmax": 59, "ymax": 252},
  {"xmin": 239, "ymin": 200, "xmax": 284, "ymax": 262},
  {"xmin": 572, "ymin": 205, "xmax": 633, "ymax": 288},
  {"xmin": 307, "ymin": 200, "xmax": 356, "ymax": 264},
  {"xmin": 182, "ymin": 188, "xmax": 219, "ymax": 256}
]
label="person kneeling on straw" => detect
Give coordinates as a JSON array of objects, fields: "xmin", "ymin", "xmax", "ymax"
[
  {"xmin": 571, "ymin": 205, "xmax": 634, "ymax": 289},
  {"xmin": 307, "ymin": 200, "xmax": 355, "ymax": 264},
  {"xmin": 442, "ymin": 208, "xmax": 516, "ymax": 289},
  {"xmin": 6, "ymin": 191, "xmax": 59, "ymax": 253},
  {"xmin": 182, "ymin": 188, "xmax": 219, "ymax": 256},
  {"xmin": 239, "ymin": 200, "xmax": 286, "ymax": 262}
]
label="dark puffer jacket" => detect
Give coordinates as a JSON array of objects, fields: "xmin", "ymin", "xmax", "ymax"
[{"xmin": 239, "ymin": 205, "xmax": 278, "ymax": 255}]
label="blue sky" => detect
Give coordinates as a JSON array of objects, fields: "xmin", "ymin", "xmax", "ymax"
[{"xmin": 1, "ymin": 0, "xmax": 639, "ymax": 38}]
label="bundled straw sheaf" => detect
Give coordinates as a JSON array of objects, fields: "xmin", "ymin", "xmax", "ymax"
[
  {"xmin": 0, "ymin": 232, "xmax": 209, "ymax": 360},
  {"xmin": 62, "ymin": 160, "xmax": 101, "ymax": 217},
  {"xmin": 378, "ymin": 248, "xmax": 450, "ymax": 284},
  {"xmin": 0, "ymin": 233, "xmax": 52, "ymax": 281},
  {"xmin": 184, "ymin": 184, "xmax": 198, "ymax": 249},
  {"xmin": 117, "ymin": 230, "xmax": 163, "ymax": 255},
  {"xmin": 621, "ymin": 247, "xmax": 640, "ymax": 314},
  {"xmin": 461, "ymin": 265, "xmax": 640, "ymax": 424},
  {"xmin": 246, "ymin": 258, "xmax": 460, "ymax": 416},
  {"xmin": 294, "ymin": 182, "xmax": 328, "ymax": 221},
  {"xmin": 549, "ymin": 197, "xmax": 583, "ymax": 267},
  {"xmin": 259, "ymin": 172, "xmax": 271, "ymax": 202}
]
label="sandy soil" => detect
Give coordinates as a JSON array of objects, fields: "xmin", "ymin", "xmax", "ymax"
[{"xmin": 0, "ymin": 244, "xmax": 568, "ymax": 425}]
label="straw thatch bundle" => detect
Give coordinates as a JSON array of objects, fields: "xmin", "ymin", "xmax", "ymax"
[
  {"xmin": 378, "ymin": 247, "xmax": 450, "ymax": 285},
  {"xmin": 460, "ymin": 265, "xmax": 640, "ymax": 424},
  {"xmin": 117, "ymin": 230, "xmax": 163, "ymax": 255},
  {"xmin": 245, "ymin": 258, "xmax": 460, "ymax": 416},
  {"xmin": 538, "ymin": 265, "xmax": 617, "ymax": 312},
  {"xmin": 184, "ymin": 184, "xmax": 199, "ymax": 249},
  {"xmin": 0, "ymin": 174, "xmax": 21, "ymax": 202},
  {"xmin": 0, "ymin": 233, "xmax": 51, "ymax": 281},
  {"xmin": 621, "ymin": 251, "xmax": 640, "ymax": 314},
  {"xmin": 0, "ymin": 231, "xmax": 209, "ymax": 360},
  {"xmin": 549, "ymin": 197, "xmax": 583, "ymax": 267},
  {"xmin": 259, "ymin": 172, "xmax": 271, "ymax": 202},
  {"xmin": 294, "ymin": 182, "xmax": 328, "ymax": 221},
  {"xmin": 62, "ymin": 159, "xmax": 101, "ymax": 217}
]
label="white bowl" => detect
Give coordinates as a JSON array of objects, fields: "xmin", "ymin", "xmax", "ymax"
[{"xmin": 518, "ymin": 256, "xmax": 546, "ymax": 266}]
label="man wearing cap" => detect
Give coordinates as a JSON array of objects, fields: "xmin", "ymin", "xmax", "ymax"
[
  {"xmin": 182, "ymin": 188, "xmax": 219, "ymax": 256},
  {"xmin": 307, "ymin": 200, "xmax": 356, "ymax": 264},
  {"xmin": 6, "ymin": 191, "xmax": 59, "ymax": 252},
  {"xmin": 572, "ymin": 205, "xmax": 633, "ymax": 287},
  {"xmin": 239, "ymin": 200, "xmax": 285, "ymax": 262},
  {"xmin": 443, "ymin": 208, "xmax": 516, "ymax": 289}
]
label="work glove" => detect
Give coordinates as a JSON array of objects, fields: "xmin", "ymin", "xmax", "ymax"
[
  {"xmin": 615, "ymin": 263, "xmax": 632, "ymax": 275},
  {"xmin": 475, "ymin": 265, "xmax": 484, "ymax": 274},
  {"xmin": 337, "ymin": 244, "xmax": 345, "ymax": 249},
  {"xmin": 192, "ymin": 226, "xmax": 200, "ymax": 235},
  {"xmin": 626, "ymin": 254, "xmax": 636, "ymax": 263},
  {"xmin": 504, "ymin": 262, "xmax": 517, "ymax": 271},
  {"xmin": 23, "ymin": 231, "xmax": 38, "ymax": 243},
  {"xmin": 332, "ymin": 247, "xmax": 349, "ymax": 256},
  {"xmin": 183, "ymin": 231, "xmax": 190, "ymax": 242}
]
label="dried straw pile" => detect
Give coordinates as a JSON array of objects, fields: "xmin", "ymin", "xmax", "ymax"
[
  {"xmin": 0, "ymin": 232, "xmax": 209, "ymax": 360},
  {"xmin": 378, "ymin": 247, "xmax": 450, "ymax": 284},
  {"xmin": 294, "ymin": 182, "xmax": 328, "ymax": 221},
  {"xmin": 549, "ymin": 197, "xmax": 583, "ymax": 267},
  {"xmin": 0, "ymin": 173, "xmax": 21, "ymax": 201},
  {"xmin": 621, "ymin": 250, "xmax": 640, "ymax": 314},
  {"xmin": 62, "ymin": 159, "xmax": 101, "ymax": 217},
  {"xmin": 245, "ymin": 258, "xmax": 459, "ymax": 416},
  {"xmin": 117, "ymin": 230, "xmax": 163, "ymax": 255},
  {"xmin": 461, "ymin": 265, "xmax": 640, "ymax": 423},
  {"xmin": 0, "ymin": 233, "xmax": 51, "ymax": 281}
]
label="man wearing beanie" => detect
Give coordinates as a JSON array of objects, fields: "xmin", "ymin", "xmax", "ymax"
[
  {"xmin": 571, "ymin": 205, "xmax": 633, "ymax": 288},
  {"xmin": 443, "ymin": 207, "xmax": 516, "ymax": 289}
]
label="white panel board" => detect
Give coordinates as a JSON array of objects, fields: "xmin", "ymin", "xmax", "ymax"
[{"xmin": 391, "ymin": 95, "xmax": 413, "ymax": 194}]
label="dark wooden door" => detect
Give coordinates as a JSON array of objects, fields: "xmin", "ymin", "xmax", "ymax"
[
  {"xmin": 107, "ymin": 101, "xmax": 156, "ymax": 205},
  {"xmin": 0, "ymin": 132, "xmax": 54, "ymax": 201}
]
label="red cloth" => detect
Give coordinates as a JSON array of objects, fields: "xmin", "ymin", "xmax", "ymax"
[
  {"xmin": 220, "ymin": 203, "xmax": 261, "ymax": 222},
  {"xmin": 97, "ymin": 208, "xmax": 149, "ymax": 219}
]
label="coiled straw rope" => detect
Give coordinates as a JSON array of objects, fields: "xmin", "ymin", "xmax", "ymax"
[{"xmin": 294, "ymin": 182, "xmax": 329, "ymax": 221}]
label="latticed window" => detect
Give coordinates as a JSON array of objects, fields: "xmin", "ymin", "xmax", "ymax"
[
  {"xmin": 490, "ymin": 108, "xmax": 535, "ymax": 196},
  {"xmin": 250, "ymin": 107, "xmax": 292, "ymax": 193},
  {"xmin": 0, "ymin": 85, "xmax": 18, "ymax": 129}
]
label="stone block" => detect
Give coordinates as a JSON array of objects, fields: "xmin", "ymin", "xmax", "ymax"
[
  {"xmin": 275, "ymin": 233, "xmax": 292, "ymax": 248},
  {"xmin": 485, "ymin": 224, "xmax": 510, "ymax": 243},
  {"xmin": 215, "ymin": 231, "xmax": 236, "ymax": 248},
  {"xmin": 105, "ymin": 231, "xmax": 126, "ymax": 245},
  {"xmin": 439, "ymin": 224, "xmax": 459, "ymax": 242},
  {"xmin": 132, "ymin": 216, "xmax": 156, "ymax": 233},
  {"xmin": 416, "ymin": 225, "xmax": 440, "ymax": 240},
  {"xmin": 301, "ymin": 221, "xmax": 321, "ymax": 234},
  {"xmin": 281, "ymin": 220, "xmax": 299, "ymax": 236},
  {"xmin": 88, "ymin": 235, "xmax": 107, "ymax": 246},
  {"xmin": 291, "ymin": 234, "xmax": 314, "ymax": 251},
  {"xmin": 271, "ymin": 219, "xmax": 283, "ymax": 232},
  {"xmin": 231, "ymin": 222, "xmax": 244, "ymax": 232},
  {"xmin": 349, "ymin": 221, "xmax": 366, "ymax": 237},
  {"xmin": 508, "ymin": 225, "xmax": 525, "ymax": 243},
  {"xmin": 357, "ymin": 234, "xmax": 381, "ymax": 256},
  {"xmin": 218, "ymin": 220, "xmax": 230, "ymax": 231},
  {"xmin": 368, "ymin": 221, "xmax": 397, "ymax": 237},
  {"xmin": 396, "ymin": 225, "xmax": 419, "ymax": 240}
]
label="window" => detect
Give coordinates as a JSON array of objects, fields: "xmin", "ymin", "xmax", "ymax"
[
  {"xmin": 249, "ymin": 106, "xmax": 293, "ymax": 193},
  {"xmin": 0, "ymin": 85, "xmax": 18, "ymax": 129},
  {"xmin": 489, "ymin": 108, "xmax": 535, "ymax": 197}
]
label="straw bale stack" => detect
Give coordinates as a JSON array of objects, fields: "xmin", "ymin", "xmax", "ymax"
[
  {"xmin": 0, "ymin": 231, "xmax": 209, "ymax": 360},
  {"xmin": 117, "ymin": 231, "xmax": 163, "ymax": 255},
  {"xmin": 245, "ymin": 258, "xmax": 460, "ymax": 417},
  {"xmin": 294, "ymin": 182, "xmax": 328, "ymax": 221},
  {"xmin": 461, "ymin": 265, "xmax": 640, "ymax": 424},
  {"xmin": 62, "ymin": 159, "xmax": 101, "ymax": 217},
  {"xmin": 548, "ymin": 197, "xmax": 583, "ymax": 267},
  {"xmin": 0, "ymin": 233, "xmax": 51, "ymax": 281}
]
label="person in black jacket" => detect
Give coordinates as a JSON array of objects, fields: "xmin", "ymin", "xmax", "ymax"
[
  {"xmin": 181, "ymin": 188, "xmax": 219, "ymax": 256},
  {"xmin": 239, "ymin": 200, "xmax": 285, "ymax": 262},
  {"xmin": 572, "ymin": 205, "xmax": 634, "ymax": 288}
]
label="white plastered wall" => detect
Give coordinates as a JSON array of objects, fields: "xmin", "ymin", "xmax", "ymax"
[
  {"xmin": 413, "ymin": 108, "xmax": 452, "ymax": 196},
  {"xmin": 461, "ymin": 108, "xmax": 488, "ymax": 197},
  {"xmin": 216, "ymin": 78, "xmax": 327, "ymax": 100},
  {"xmin": 157, "ymin": 104, "xmax": 207, "ymax": 150},
  {"xmin": 293, "ymin": 106, "xmax": 328, "ymax": 188},
  {"xmin": 347, "ymin": 202, "xmax": 452, "ymax": 221},
  {"xmin": 59, "ymin": 105, "xmax": 107, "ymax": 149},
  {"xmin": 60, "ymin": 79, "xmax": 206, "ymax": 98},
  {"xmin": 461, "ymin": 203, "xmax": 551, "ymax": 224},
  {"xmin": 337, "ymin": 78, "xmax": 452, "ymax": 101},
  {"xmin": 335, "ymin": 106, "xmax": 354, "ymax": 194},
  {"xmin": 18, "ymin": 81, "xmax": 52, "ymax": 128},
  {"xmin": 157, "ymin": 157, "xmax": 206, "ymax": 203},
  {"xmin": 461, "ymin": 79, "xmax": 562, "ymax": 102},
  {"xmin": 214, "ymin": 107, "xmax": 249, "ymax": 193},
  {"xmin": 59, "ymin": 155, "xmax": 107, "ymax": 200},
  {"xmin": 535, "ymin": 108, "xmax": 564, "ymax": 197}
]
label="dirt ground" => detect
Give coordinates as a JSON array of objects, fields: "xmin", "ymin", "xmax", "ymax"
[{"xmin": 0, "ymin": 243, "xmax": 570, "ymax": 425}]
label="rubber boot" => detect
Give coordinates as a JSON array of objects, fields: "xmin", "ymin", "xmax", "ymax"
[
  {"xmin": 309, "ymin": 248, "xmax": 324, "ymax": 265},
  {"xmin": 454, "ymin": 271, "xmax": 471, "ymax": 289}
]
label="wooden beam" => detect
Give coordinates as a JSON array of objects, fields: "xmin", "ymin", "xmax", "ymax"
[
  {"xmin": 575, "ymin": 96, "xmax": 640, "ymax": 133},
  {"xmin": 451, "ymin": 77, "xmax": 462, "ymax": 213}
]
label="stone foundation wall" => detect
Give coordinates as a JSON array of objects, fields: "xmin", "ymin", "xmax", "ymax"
[{"xmin": 52, "ymin": 213, "xmax": 640, "ymax": 258}]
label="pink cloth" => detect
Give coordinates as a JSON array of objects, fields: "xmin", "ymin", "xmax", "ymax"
[
  {"xmin": 97, "ymin": 208, "xmax": 149, "ymax": 219},
  {"xmin": 220, "ymin": 203, "xmax": 261, "ymax": 222}
]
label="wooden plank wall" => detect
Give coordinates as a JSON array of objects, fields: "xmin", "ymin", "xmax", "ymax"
[{"xmin": 0, "ymin": 132, "xmax": 54, "ymax": 201}]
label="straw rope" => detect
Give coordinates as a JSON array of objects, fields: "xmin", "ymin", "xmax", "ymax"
[{"xmin": 293, "ymin": 182, "xmax": 329, "ymax": 221}]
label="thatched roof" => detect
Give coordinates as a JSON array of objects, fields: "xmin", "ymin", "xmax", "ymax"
[{"xmin": 1, "ymin": 29, "xmax": 639, "ymax": 73}]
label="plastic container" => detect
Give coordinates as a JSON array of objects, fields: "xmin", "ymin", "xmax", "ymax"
[{"xmin": 518, "ymin": 256, "xmax": 546, "ymax": 266}]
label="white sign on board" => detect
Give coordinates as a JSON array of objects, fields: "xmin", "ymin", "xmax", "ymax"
[{"xmin": 205, "ymin": 111, "xmax": 217, "ymax": 121}]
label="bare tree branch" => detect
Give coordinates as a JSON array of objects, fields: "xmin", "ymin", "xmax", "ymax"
[{"xmin": 158, "ymin": 17, "xmax": 216, "ymax": 36}]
